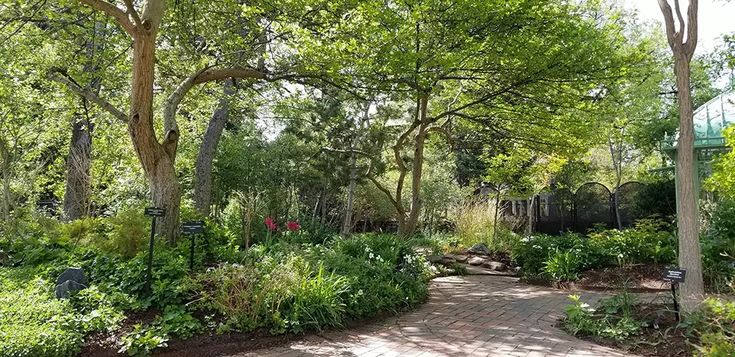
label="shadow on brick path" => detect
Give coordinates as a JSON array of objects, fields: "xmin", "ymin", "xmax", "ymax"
[{"xmin": 229, "ymin": 275, "xmax": 660, "ymax": 357}]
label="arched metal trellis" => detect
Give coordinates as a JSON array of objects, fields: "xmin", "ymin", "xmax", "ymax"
[
  {"xmin": 574, "ymin": 182, "xmax": 613, "ymax": 233},
  {"xmin": 499, "ymin": 181, "xmax": 661, "ymax": 235},
  {"xmin": 614, "ymin": 181, "xmax": 646, "ymax": 229},
  {"xmin": 535, "ymin": 187, "xmax": 574, "ymax": 235}
]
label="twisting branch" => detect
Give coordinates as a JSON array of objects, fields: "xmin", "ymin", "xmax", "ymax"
[
  {"xmin": 122, "ymin": 0, "xmax": 142, "ymax": 26},
  {"xmin": 164, "ymin": 66, "xmax": 267, "ymax": 137},
  {"xmin": 658, "ymin": 0, "xmax": 697, "ymax": 60},
  {"xmin": 48, "ymin": 70, "xmax": 127, "ymax": 123},
  {"xmin": 77, "ymin": 0, "xmax": 137, "ymax": 37},
  {"xmin": 321, "ymin": 147, "xmax": 401, "ymax": 213},
  {"xmin": 683, "ymin": 0, "xmax": 698, "ymax": 57},
  {"xmin": 658, "ymin": 0, "xmax": 678, "ymax": 49}
]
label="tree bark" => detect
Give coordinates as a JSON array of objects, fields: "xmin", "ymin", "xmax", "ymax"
[
  {"xmin": 658, "ymin": 0, "xmax": 704, "ymax": 313},
  {"xmin": 128, "ymin": 12, "xmax": 181, "ymax": 241},
  {"xmin": 674, "ymin": 57, "xmax": 704, "ymax": 311},
  {"xmin": 63, "ymin": 20, "xmax": 104, "ymax": 221},
  {"xmin": 0, "ymin": 143, "xmax": 9, "ymax": 223},
  {"xmin": 341, "ymin": 148, "xmax": 357, "ymax": 236},
  {"xmin": 63, "ymin": 118, "xmax": 93, "ymax": 220},
  {"xmin": 401, "ymin": 95, "xmax": 429, "ymax": 237},
  {"xmin": 608, "ymin": 134, "xmax": 623, "ymax": 229},
  {"xmin": 193, "ymin": 79, "xmax": 235, "ymax": 216}
]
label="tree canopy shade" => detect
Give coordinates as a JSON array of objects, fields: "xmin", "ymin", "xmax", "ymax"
[{"xmin": 289, "ymin": 0, "xmax": 642, "ymax": 236}]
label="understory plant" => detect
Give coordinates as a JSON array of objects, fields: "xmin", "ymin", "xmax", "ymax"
[
  {"xmin": 588, "ymin": 219, "xmax": 676, "ymax": 266},
  {"xmin": 563, "ymin": 292, "xmax": 644, "ymax": 343},
  {"xmin": 683, "ymin": 297, "xmax": 735, "ymax": 356}
]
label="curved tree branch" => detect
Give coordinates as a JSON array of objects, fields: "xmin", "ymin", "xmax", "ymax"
[
  {"xmin": 48, "ymin": 71, "xmax": 127, "ymax": 123},
  {"xmin": 684, "ymin": 0, "xmax": 698, "ymax": 58},
  {"xmin": 163, "ymin": 66, "xmax": 267, "ymax": 137},
  {"xmin": 122, "ymin": 0, "xmax": 142, "ymax": 27},
  {"xmin": 77, "ymin": 0, "xmax": 137, "ymax": 37}
]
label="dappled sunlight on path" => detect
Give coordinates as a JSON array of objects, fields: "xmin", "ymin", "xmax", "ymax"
[{"xmin": 230, "ymin": 275, "xmax": 650, "ymax": 356}]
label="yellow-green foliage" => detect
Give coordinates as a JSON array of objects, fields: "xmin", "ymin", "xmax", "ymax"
[
  {"xmin": 711, "ymin": 127, "xmax": 735, "ymax": 197},
  {"xmin": 453, "ymin": 200, "xmax": 495, "ymax": 247},
  {"xmin": 687, "ymin": 298, "xmax": 735, "ymax": 356},
  {"xmin": 451, "ymin": 200, "xmax": 520, "ymax": 252}
]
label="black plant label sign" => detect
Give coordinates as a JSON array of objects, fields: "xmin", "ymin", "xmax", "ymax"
[
  {"xmin": 144, "ymin": 207, "xmax": 166, "ymax": 217},
  {"xmin": 182, "ymin": 221, "xmax": 205, "ymax": 234},
  {"xmin": 664, "ymin": 268, "xmax": 686, "ymax": 283}
]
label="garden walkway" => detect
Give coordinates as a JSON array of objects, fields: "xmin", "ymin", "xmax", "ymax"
[{"xmin": 232, "ymin": 275, "xmax": 660, "ymax": 357}]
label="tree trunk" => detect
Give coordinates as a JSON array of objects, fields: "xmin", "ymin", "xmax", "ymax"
[
  {"xmin": 492, "ymin": 188, "xmax": 501, "ymax": 242},
  {"xmin": 674, "ymin": 57, "xmax": 704, "ymax": 312},
  {"xmin": 62, "ymin": 118, "xmax": 93, "ymax": 220},
  {"xmin": 63, "ymin": 19, "xmax": 104, "ymax": 221},
  {"xmin": 401, "ymin": 95, "xmax": 429, "ymax": 237},
  {"xmin": 608, "ymin": 134, "xmax": 623, "ymax": 229},
  {"xmin": 193, "ymin": 79, "xmax": 235, "ymax": 216},
  {"xmin": 341, "ymin": 149, "xmax": 357, "ymax": 236},
  {"xmin": 129, "ymin": 29, "xmax": 180, "ymax": 241},
  {"xmin": 0, "ymin": 144, "xmax": 9, "ymax": 223}
]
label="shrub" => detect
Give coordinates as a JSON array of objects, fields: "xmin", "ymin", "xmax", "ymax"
[
  {"xmin": 544, "ymin": 249, "xmax": 581, "ymax": 282},
  {"xmin": 103, "ymin": 208, "xmax": 150, "ymax": 258},
  {"xmin": 563, "ymin": 292, "xmax": 643, "ymax": 343},
  {"xmin": 513, "ymin": 233, "xmax": 601, "ymax": 280},
  {"xmin": 701, "ymin": 199, "xmax": 735, "ymax": 292},
  {"xmin": 193, "ymin": 234, "xmax": 430, "ymax": 335},
  {"xmin": 684, "ymin": 298, "xmax": 735, "ymax": 356},
  {"xmin": 588, "ymin": 219, "xmax": 676, "ymax": 266},
  {"xmin": 0, "ymin": 267, "xmax": 125, "ymax": 357},
  {"xmin": 194, "ymin": 254, "xmax": 349, "ymax": 335}
]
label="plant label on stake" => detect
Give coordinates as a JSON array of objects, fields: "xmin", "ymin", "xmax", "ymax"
[
  {"xmin": 182, "ymin": 221, "xmax": 205, "ymax": 270},
  {"xmin": 663, "ymin": 268, "xmax": 686, "ymax": 321},
  {"xmin": 144, "ymin": 207, "xmax": 165, "ymax": 294}
]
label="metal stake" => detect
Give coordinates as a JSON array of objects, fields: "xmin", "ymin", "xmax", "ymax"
[
  {"xmin": 145, "ymin": 216, "xmax": 156, "ymax": 294},
  {"xmin": 671, "ymin": 282, "xmax": 680, "ymax": 321}
]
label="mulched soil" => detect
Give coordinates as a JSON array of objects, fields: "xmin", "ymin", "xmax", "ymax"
[
  {"xmin": 577, "ymin": 264, "xmax": 670, "ymax": 292},
  {"xmin": 568, "ymin": 303, "xmax": 693, "ymax": 357},
  {"xmin": 523, "ymin": 264, "xmax": 671, "ymax": 292},
  {"xmin": 82, "ymin": 309, "xmax": 161, "ymax": 356}
]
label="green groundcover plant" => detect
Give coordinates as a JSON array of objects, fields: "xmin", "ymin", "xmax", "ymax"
[
  {"xmin": 512, "ymin": 219, "xmax": 678, "ymax": 283},
  {"xmin": 0, "ymin": 216, "xmax": 431, "ymax": 357}
]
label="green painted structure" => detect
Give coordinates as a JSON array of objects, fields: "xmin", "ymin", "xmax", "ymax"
[{"xmin": 660, "ymin": 89, "xmax": 735, "ymax": 199}]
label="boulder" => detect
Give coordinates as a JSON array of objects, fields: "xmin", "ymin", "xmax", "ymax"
[
  {"xmin": 468, "ymin": 256, "xmax": 486, "ymax": 266},
  {"xmin": 467, "ymin": 243, "xmax": 491, "ymax": 256},
  {"xmin": 56, "ymin": 267, "xmax": 88, "ymax": 287},
  {"xmin": 482, "ymin": 261, "xmax": 506, "ymax": 271},
  {"xmin": 54, "ymin": 267, "xmax": 88, "ymax": 299},
  {"xmin": 427, "ymin": 255, "xmax": 443, "ymax": 264},
  {"xmin": 441, "ymin": 255, "xmax": 456, "ymax": 265},
  {"xmin": 55, "ymin": 280, "xmax": 86, "ymax": 299},
  {"xmin": 453, "ymin": 254, "xmax": 468, "ymax": 263}
]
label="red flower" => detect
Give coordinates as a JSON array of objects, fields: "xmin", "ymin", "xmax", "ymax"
[
  {"xmin": 264, "ymin": 216, "xmax": 277, "ymax": 231},
  {"xmin": 286, "ymin": 221, "xmax": 301, "ymax": 231}
]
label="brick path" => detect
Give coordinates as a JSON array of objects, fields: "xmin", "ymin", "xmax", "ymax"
[{"xmin": 231, "ymin": 275, "xmax": 648, "ymax": 357}]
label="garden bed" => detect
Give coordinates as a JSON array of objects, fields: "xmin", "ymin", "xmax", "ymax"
[
  {"xmin": 567, "ymin": 303, "xmax": 691, "ymax": 357},
  {"xmin": 577, "ymin": 264, "xmax": 669, "ymax": 292},
  {"xmin": 0, "ymin": 231, "xmax": 431, "ymax": 356}
]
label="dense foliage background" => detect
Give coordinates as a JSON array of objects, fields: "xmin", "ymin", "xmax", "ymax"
[{"xmin": 1, "ymin": 0, "xmax": 735, "ymax": 355}]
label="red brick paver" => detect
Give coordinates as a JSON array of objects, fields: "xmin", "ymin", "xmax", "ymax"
[{"xmin": 230, "ymin": 275, "xmax": 645, "ymax": 357}]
